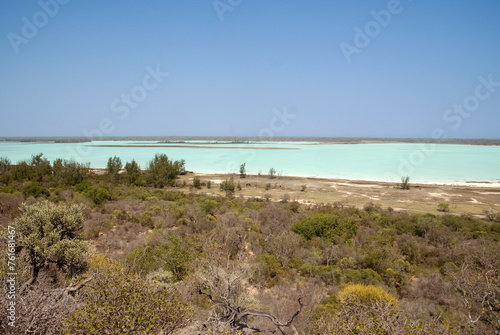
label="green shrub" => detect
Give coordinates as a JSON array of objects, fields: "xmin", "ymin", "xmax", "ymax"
[
  {"xmin": 313, "ymin": 294, "xmax": 340, "ymax": 318},
  {"xmin": 26, "ymin": 182, "xmax": 50, "ymax": 198},
  {"xmin": 86, "ymin": 186, "xmax": 112, "ymax": 205},
  {"xmin": 140, "ymin": 211, "xmax": 155, "ymax": 228},
  {"xmin": 220, "ymin": 177, "xmax": 235, "ymax": 192},
  {"xmin": 200, "ymin": 199, "xmax": 218, "ymax": 214},
  {"xmin": 255, "ymin": 253, "xmax": 284, "ymax": 286},
  {"xmin": 0, "ymin": 185, "xmax": 21, "ymax": 194},
  {"xmin": 291, "ymin": 213, "xmax": 357, "ymax": 242},
  {"xmin": 438, "ymin": 203, "xmax": 450, "ymax": 212},
  {"xmin": 147, "ymin": 153, "xmax": 185, "ymax": 188},
  {"xmin": 128, "ymin": 232, "xmax": 195, "ymax": 281},
  {"xmin": 192, "ymin": 176, "xmax": 202, "ymax": 189},
  {"xmin": 344, "ymin": 268, "xmax": 382, "ymax": 285}
]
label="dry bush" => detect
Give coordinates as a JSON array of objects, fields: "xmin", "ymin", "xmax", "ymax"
[
  {"xmin": 311, "ymin": 300, "xmax": 459, "ymax": 335},
  {"xmin": 262, "ymin": 231, "xmax": 301, "ymax": 267},
  {"xmin": 0, "ymin": 193, "xmax": 24, "ymax": 218},
  {"xmin": 408, "ymin": 271, "xmax": 458, "ymax": 307},
  {"xmin": 445, "ymin": 242, "xmax": 500, "ymax": 332},
  {"xmin": 257, "ymin": 203, "xmax": 297, "ymax": 234},
  {"xmin": 0, "ymin": 273, "xmax": 84, "ymax": 334}
]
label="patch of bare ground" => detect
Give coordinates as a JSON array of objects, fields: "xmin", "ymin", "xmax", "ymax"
[{"xmin": 179, "ymin": 173, "xmax": 500, "ymax": 216}]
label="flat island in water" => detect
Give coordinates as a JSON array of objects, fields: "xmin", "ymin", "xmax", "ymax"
[{"xmin": 0, "ymin": 137, "xmax": 499, "ymax": 185}]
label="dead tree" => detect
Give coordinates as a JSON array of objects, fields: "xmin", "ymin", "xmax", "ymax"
[{"xmin": 199, "ymin": 290, "xmax": 303, "ymax": 334}]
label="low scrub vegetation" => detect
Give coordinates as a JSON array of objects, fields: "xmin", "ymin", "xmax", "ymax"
[{"xmin": 0, "ymin": 153, "xmax": 499, "ymax": 334}]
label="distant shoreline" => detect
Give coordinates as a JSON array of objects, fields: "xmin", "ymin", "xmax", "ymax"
[
  {"xmin": 1, "ymin": 136, "xmax": 500, "ymax": 146},
  {"xmin": 90, "ymin": 168, "xmax": 500, "ymax": 188},
  {"xmin": 86, "ymin": 144, "xmax": 299, "ymax": 150}
]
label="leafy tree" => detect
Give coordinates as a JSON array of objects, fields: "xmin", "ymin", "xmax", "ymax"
[
  {"xmin": 106, "ymin": 155, "xmax": 122, "ymax": 175},
  {"xmin": 14, "ymin": 200, "xmax": 88, "ymax": 289},
  {"xmin": 239, "ymin": 163, "xmax": 246, "ymax": 178},
  {"xmin": 11, "ymin": 160, "xmax": 31, "ymax": 181},
  {"xmin": 26, "ymin": 153, "xmax": 52, "ymax": 182},
  {"xmin": 3, "ymin": 154, "xmax": 51, "ymax": 182},
  {"xmin": 124, "ymin": 159, "xmax": 142, "ymax": 185},
  {"xmin": 0, "ymin": 156, "xmax": 11, "ymax": 173},
  {"xmin": 52, "ymin": 159, "xmax": 90, "ymax": 186},
  {"xmin": 147, "ymin": 153, "xmax": 185, "ymax": 188}
]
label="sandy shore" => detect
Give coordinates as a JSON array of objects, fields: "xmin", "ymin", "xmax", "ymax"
[{"xmin": 180, "ymin": 173, "xmax": 500, "ymax": 216}]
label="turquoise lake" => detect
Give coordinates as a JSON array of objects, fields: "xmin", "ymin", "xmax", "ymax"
[{"xmin": 1, "ymin": 141, "xmax": 499, "ymax": 184}]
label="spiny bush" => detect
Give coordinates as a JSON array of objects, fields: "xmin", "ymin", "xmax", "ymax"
[{"xmin": 62, "ymin": 254, "xmax": 191, "ymax": 334}]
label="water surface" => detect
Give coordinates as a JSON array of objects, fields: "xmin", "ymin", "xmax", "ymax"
[{"xmin": 1, "ymin": 141, "xmax": 499, "ymax": 184}]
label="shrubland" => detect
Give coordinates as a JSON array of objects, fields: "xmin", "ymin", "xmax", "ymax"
[{"xmin": 0, "ymin": 153, "xmax": 499, "ymax": 334}]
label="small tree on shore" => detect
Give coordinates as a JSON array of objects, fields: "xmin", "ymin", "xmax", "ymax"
[
  {"xmin": 124, "ymin": 159, "xmax": 142, "ymax": 185},
  {"xmin": 147, "ymin": 153, "xmax": 185, "ymax": 188},
  {"xmin": 269, "ymin": 167, "xmax": 276, "ymax": 179},
  {"xmin": 396, "ymin": 176, "xmax": 410, "ymax": 190},
  {"xmin": 106, "ymin": 156, "xmax": 122, "ymax": 175},
  {"xmin": 239, "ymin": 163, "xmax": 247, "ymax": 178},
  {"xmin": 438, "ymin": 203, "xmax": 450, "ymax": 212},
  {"xmin": 193, "ymin": 176, "xmax": 201, "ymax": 189},
  {"xmin": 52, "ymin": 159, "xmax": 90, "ymax": 186}
]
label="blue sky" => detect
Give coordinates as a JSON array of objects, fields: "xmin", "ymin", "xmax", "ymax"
[{"xmin": 0, "ymin": 0, "xmax": 499, "ymax": 138}]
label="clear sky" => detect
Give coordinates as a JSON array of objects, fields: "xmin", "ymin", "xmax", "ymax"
[{"xmin": 0, "ymin": 0, "xmax": 499, "ymax": 138}]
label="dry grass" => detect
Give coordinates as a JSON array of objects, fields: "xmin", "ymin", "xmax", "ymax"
[{"xmin": 178, "ymin": 173, "xmax": 500, "ymax": 216}]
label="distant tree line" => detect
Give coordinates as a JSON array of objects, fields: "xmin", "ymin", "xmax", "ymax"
[{"xmin": 0, "ymin": 152, "xmax": 186, "ymax": 190}]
